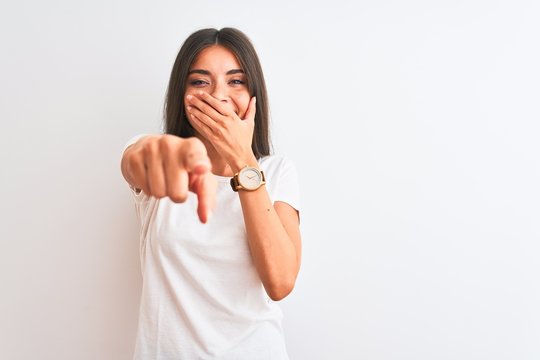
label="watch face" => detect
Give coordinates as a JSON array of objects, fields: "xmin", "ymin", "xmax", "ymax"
[{"xmin": 239, "ymin": 167, "xmax": 262, "ymax": 190}]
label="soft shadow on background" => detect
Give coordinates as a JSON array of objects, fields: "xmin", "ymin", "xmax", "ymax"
[{"xmin": 1, "ymin": 1, "xmax": 539, "ymax": 359}]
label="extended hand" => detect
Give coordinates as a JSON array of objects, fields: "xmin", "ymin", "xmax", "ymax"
[{"xmin": 122, "ymin": 134, "xmax": 217, "ymax": 223}]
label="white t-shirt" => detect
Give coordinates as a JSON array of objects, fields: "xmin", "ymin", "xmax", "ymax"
[{"xmin": 123, "ymin": 135, "xmax": 301, "ymax": 360}]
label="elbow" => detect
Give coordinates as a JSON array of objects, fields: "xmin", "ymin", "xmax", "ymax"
[{"xmin": 266, "ymin": 278, "xmax": 296, "ymax": 301}]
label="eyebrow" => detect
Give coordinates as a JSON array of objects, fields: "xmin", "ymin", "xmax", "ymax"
[{"xmin": 188, "ymin": 69, "xmax": 245, "ymax": 75}]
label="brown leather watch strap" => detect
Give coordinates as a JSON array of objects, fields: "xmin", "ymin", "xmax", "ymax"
[{"xmin": 230, "ymin": 175, "xmax": 240, "ymax": 192}]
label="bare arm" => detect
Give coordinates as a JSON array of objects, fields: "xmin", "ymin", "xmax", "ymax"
[{"xmin": 235, "ymin": 158, "xmax": 302, "ymax": 301}]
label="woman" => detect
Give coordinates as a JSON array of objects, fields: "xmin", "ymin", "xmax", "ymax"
[{"xmin": 121, "ymin": 28, "xmax": 301, "ymax": 359}]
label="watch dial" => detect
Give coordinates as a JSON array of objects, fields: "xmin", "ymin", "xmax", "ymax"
[{"xmin": 239, "ymin": 168, "xmax": 262, "ymax": 190}]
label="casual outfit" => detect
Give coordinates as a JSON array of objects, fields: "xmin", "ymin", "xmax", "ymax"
[{"xmin": 123, "ymin": 135, "xmax": 300, "ymax": 360}]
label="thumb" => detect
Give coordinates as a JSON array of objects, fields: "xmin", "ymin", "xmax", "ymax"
[{"xmin": 242, "ymin": 96, "xmax": 256, "ymax": 124}]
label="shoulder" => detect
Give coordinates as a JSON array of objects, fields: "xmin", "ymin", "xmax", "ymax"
[
  {"xmin": 258, "ymin": 154, "xmax": 297, "ymax": 174},
  {"xmin": 258, "ymin": 154, "xmax": 301, "ymax": 211},
  {"xmin": 257, "ymin": 154, "xmax": 299, "ymax": 186}
]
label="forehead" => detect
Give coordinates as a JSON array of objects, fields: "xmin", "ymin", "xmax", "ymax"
[{"xmin": 190, "ymin": 45, "xmax": 242, "ymax": 72}]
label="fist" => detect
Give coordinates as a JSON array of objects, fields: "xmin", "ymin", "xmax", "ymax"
[{"xmin": 121, "ymin": 134, "xmax": 217, "ymax": 223}]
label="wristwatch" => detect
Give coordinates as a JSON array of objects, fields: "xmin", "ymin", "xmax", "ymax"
[{"xmin": 230, "ymin": 166, "xmax": 266, "ymax": 192}]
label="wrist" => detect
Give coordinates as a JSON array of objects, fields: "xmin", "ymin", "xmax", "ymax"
[{"xmin": 230, "ymin": 153, "xmax": 259, "ymax": 174}]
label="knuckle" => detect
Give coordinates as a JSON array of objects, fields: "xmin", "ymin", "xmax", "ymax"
[
  {"xmin": 169, "ymin": 192, "xmax": 188, "ymax": 203},
  {"xmin": 185, "ymin": 137, "xmax": 199, "ymax": 147},
  {"xmin": 159, "ymin": 136, "xmax": 175, "ymax": 155},
  {"xmin": 154, "ymin": 191, "xmax": 166, "ymax": 199},
  {"xmin": 126, "ymin": 151, "xmax": 141, "ymax": 168},
  {"xmin": 184, "ymin": 151, "xmax": 206, "ymax": 164},
  {"xmin": 148, "ymin": 182, "xmax": 165, "ymax": 198},
  {"xmin": 142, "ymin": 141, "xmax": 159, "ymax": 158},
  {"xmin": 186, "ymin": 137, "xmax": 206, "ymax": 152},
  {"xmin": 186, "ymin": 149, "xmax": 203, "ymax": 162},
  {"xmin": 214, "ymin": 128, "xmax": 224, "ymax": 139}
]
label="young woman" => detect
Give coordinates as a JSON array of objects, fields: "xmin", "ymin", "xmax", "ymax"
[{"xmin": 121, "ymin": 28, "xmax": 301, "ymax": 359}]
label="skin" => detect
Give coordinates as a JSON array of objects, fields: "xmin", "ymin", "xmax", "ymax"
[{"xmin": 121, "ymin": 45, "xmax": 301, "ymax": 301}]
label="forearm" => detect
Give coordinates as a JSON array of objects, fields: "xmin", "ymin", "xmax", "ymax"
[{"xmin": 238, "ymin": 187, "xmax": 300, "ymax": 301}]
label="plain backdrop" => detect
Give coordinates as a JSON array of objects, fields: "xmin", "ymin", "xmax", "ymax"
[{"xmin": 1, "ymin": 1, "xmax": 539, "ymax": 359}]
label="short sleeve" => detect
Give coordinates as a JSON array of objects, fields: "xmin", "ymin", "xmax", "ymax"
[{"xmin": 272, "ymin": 156, "xmax": 301, "ymax": 213}]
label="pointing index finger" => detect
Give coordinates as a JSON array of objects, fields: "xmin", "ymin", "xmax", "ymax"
[{"xmin": 189, "ymin": 172, "xmax": 217, "ymax": 224}]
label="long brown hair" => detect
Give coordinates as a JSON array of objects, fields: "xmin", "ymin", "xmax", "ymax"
[{"xmin": 163, "ymin": 27, "xmax": 271, "ymax": 159}]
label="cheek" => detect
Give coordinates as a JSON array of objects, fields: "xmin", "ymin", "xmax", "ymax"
[{"xmin": 232, "ymin": 93, "xmax": 251, "ymax": 116}]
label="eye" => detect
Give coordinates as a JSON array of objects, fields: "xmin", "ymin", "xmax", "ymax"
[
  {"xmin": 229, "ymin": 79, "xmax": 245, "ymax": 85},
  {"xmin": 190, "ymin": 79, "xmax": 209, "ymax": 86}
]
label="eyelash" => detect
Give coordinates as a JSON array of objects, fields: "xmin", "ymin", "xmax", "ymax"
[
  {"xmin": 189, "ymin": 79, "xmax": 245, "ymax": 86},
  {"xmin": 190, "ymin": 80, "xmax": 207, "ymax": 86}
]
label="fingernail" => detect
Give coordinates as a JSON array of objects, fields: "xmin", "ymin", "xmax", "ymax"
[
  {"xmin": 187, "ymin": 95, "xmax": 193, "ymax": 100},
  {"xmin": 187, "ymin": 105, "xmax": 192, "ymax": 111}
]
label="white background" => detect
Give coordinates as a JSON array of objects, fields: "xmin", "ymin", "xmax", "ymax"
[{"xmin": 1, "ymin": 1, "xmax": 539, "ymax": 359}]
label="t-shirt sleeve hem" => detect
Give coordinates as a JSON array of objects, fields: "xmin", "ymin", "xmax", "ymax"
[
  {"xmin": 269, "ymin": 155, "xmax": 301, "ymax": 214},
  {"xmin": 122, "ymin": 134, "xmax": 151, "ymax": 202}
]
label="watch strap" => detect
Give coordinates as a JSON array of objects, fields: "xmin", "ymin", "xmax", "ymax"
[{"xmin": 230, "ymin": 175, "xmax": 240, "ymax": 192}]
